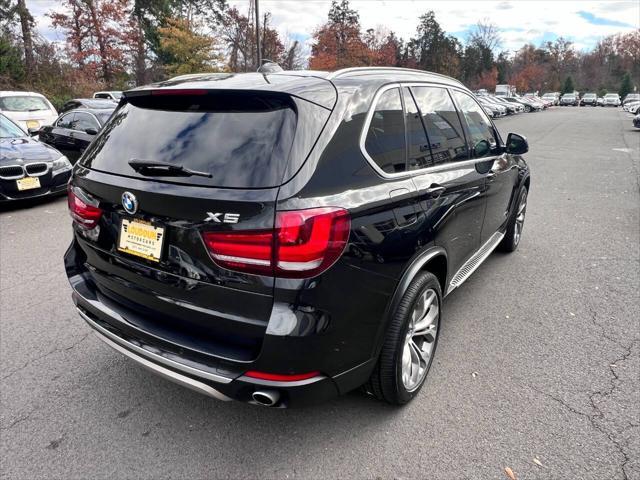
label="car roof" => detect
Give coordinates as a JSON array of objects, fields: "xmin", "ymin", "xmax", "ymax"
[
  {"xmin": 127, "ymin": 67, "xmax": 466, "ymax": 110},
  {"xmin": 66, "ymin": 107, "xmax": 115, "ymax": 115},
  {"xmin": 68, "ymin": 98, "xmax": 117, "ymax": 107},
  {"xmin": 0, "ymin": 91, "xmax": 47, "ymax": 98}
]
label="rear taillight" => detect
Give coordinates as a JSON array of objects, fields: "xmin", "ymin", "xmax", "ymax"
[
  {"xmin": 67, "ymin": 184, "xmax": 102, "ymax": 229},
  {"xmin": 202, "ymin": 207, "xmax": 350, "ymax": 278}
]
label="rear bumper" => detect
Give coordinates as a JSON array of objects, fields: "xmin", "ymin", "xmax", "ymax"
[{"xmin": 67, "ymin": 246, "xmax": 377, "ymax": 407}]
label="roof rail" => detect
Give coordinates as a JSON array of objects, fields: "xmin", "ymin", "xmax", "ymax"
[{"xmin": 326, "ymin": 66, "xmax": 463, "ymax": 85}]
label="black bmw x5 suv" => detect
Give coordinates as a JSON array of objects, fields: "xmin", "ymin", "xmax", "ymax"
[{"xmin": 65, "ymin": 67, "xmax": 530, "ymax": 407}]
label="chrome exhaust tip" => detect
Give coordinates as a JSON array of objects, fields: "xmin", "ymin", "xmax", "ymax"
[{"xmin": 252, "ymin": 390, "xmax": 280, "ymax": 407}]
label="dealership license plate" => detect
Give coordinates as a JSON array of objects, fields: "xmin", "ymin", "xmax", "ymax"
[
  {"xmin": 118, "ymin": 218, "xmax": 165, "ymax": 262},
  {"xmin": 26, "ymin": 120, "xmax": 40, "ymax": 129},
  {"xmin": 16, "ymin": 176, "xmax": 40, "ymax": 191}
]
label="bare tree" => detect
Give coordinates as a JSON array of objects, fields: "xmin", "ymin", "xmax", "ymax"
[
  {"xmin": 281, "ymin": 34, "xmax": 306, "ymax": 70},
  {"xmin": 468, "ymin": 19, "xmax": 502, "ymax": 52}
]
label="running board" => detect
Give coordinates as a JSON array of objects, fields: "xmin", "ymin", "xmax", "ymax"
[{"xmin": 447, "ymin": 231, "xmax": 504, "ymax": 296}]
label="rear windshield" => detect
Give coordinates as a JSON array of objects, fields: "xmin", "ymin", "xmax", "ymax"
[
  {"xmin": 80, "ymin": 92, "xmax": 297, "ymax": 188},
  {"xmin": 0, "ymin": 96, "xmax": 49, "ymax": 112}
]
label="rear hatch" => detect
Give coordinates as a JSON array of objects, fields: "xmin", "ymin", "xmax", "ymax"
[{"xmin": 70, "ymin": 85, "xmax": 332, "ymax": 362}]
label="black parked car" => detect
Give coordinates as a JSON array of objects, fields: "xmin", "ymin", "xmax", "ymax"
[
  {"xmin": 0, "ymin": 113, "xmax": 72, "ymax": 202},
  {"xmin": 65, "ymin": 68, "xmax": 531, "ymax": 407},
  {"xmin": 634, "ymin": 114, "xmax": 640, "ymax": 129},
  {"xmin": 59, "ymin": 98, "xmax": 117, "ymax": 114},
  {"xmin": 39, "ymin": 108, "xmax": 115, "ymax": 163}
]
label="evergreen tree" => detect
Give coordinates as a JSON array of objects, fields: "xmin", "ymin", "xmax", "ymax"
[
  {"xmin": 618, "ymin": 72, "xmax": 633, "ymax": 99},
  {"xmin": 562, "ymin": 75, "xmax": 575, "ymax": 94}
]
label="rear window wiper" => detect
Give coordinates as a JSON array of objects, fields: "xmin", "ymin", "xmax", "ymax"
[{"xmin": 128, "ymin": 159, "xmax": 212, "ymax": 178}]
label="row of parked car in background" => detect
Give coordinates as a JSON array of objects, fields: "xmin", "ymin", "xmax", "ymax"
[
  {"xmin": 474, "ymin": 88, "xmax": 640, "ymax": 130},
  {"xmin": 0, "ymin": 90, "xmax": 120, "ymax": 202}
]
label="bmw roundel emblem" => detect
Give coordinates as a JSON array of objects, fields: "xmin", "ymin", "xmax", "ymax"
[{"xmin": 121, "ymin": 191, "xmax": 138, "ymax": 214}]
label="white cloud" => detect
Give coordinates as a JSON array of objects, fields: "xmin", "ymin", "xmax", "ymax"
[{"xmin": 29, "ymin": 0, "xmax": 640, "ymax": 57}]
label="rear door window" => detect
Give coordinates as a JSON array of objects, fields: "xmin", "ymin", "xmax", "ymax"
[
  {"xmin": 80, "ymin": 92, "xmax": 298, "ymax": 189},
  {"xmin": 410, "ymin": 86, "xmax": 469, "ymax": 165},
  {"xmin": 403, "ymin": 87, "xmax": 432, "ymax": 170},
  {"xmin": 364, "ymin": 87, "xmax": 407, "ymax": 174},
  {"xmin": 450, "ymin": 90, "xmax": 500, "ymax": 159}
]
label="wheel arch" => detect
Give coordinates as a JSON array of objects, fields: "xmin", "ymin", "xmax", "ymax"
[{"xmin": 371, "ymin": 246, "xmax": 448, "ymax": 358}]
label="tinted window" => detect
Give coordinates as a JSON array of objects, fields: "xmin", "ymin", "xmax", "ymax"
[
  {"xmin": 56, "ymin": 113, "xmax": 74, "ymax": 128},
  {"xmin": 451, "ymin": 90, "xmax": 499, "ymax": 158},
  {"xmin": 74, "ymin": 112, "xmax": 99, "ymax": 131},
  {"xmin": 403, "ymin": 88, "xmax": 431, "ymax": 170},
  {"xmin": 411, "ymin": 86, "xmax": 469, "ymax": 165},
  {"xmin": 364, "ymin": 88, "xmax": 406, "ymax": 174},
  {"xmin": 94, "ymin": 93, "xmax": 109, "ymax": 99},
  {"xmin": 81, "ymin": 93, "xmax": 297, "ymax": 189},
  {"xmin": 0, "ymin": 96, "xmax": 49, "ymax": 112}
]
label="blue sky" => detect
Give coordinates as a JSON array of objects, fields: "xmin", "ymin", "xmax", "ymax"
[{"xmin": 30, "ymin": 0, "xmax": 640, "ymax": 57}]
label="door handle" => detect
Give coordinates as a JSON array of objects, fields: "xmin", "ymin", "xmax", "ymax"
[{"xmin": 425, "ymin": 184, "xmax": 446, "ymax": 198}]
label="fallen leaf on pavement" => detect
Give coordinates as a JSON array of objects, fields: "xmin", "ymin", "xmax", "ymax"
[
  {"xmin": 533, "ymin": 457, "xmax": 544, "ymax": 467},
  {"xmin": 504, "ymin": 466, "xmax": 516, "ymax": 479}
]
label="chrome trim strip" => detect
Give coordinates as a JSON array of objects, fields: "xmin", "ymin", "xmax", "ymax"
[
  {"xmin": 446, "ymin": 231, "xmax": 504, "ymax": 296},
  {"xmin": 358, "ymin": 82, "xmax": 500, "ymax": 180},
  {"xmin": 93, "ymin": 328, "xmax": 232, "ymax": 401},
  {"xmin": 78, "ymin": 308, "xmax": 234, "ymax": 384}
]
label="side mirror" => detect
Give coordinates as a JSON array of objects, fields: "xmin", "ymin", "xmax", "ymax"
[
  {"xmin": 84, "ymin": 127, "xmax": 98, "ymax": 135},
  {"xmin": 505, "ymin": 133, "xmax": 528, "ymax": 155},
  {"xmin": 27, "ymin": 127, "xmax": 40, "ymax": 137}
]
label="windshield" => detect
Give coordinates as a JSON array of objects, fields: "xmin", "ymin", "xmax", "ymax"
[
  {"xmin": 0, "ymin": 115, "xmax": 26, "ymax": 138},
  {"xmin": 111, "ymin": 92, "xmax": 123, "ymax": 99},
  {"xmin": 605, "ymin": 94, "xmax": 619, "ymax": 98},
  {"xmin": 81, "ymin": 92, "xmax": 298, "ymax": 188},
  {"xmin": 0, "ymin": 96, "xmax": 50, "ymax": 112},
  {"xmin": 563, "ymin": 95, "xmax": 575, "ymax": 98},
  {"xmin": 584, "ymin": 94, "xmax": 596, "ymax": 98}
]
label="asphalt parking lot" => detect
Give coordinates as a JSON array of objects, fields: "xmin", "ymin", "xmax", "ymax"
[{"xmin": 1, "ymin": 106, "xmax": 639, "ymax": 480}]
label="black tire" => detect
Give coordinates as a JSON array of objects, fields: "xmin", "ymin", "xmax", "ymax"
[
  {"xmin": 365, "ymin": 272, "xmax": 442, "ymax": 405},
  {"xmin": 499, "ymin": 186, "xmax": 528, "ymax": 252},
  {"xmin": 525, "ymin": 105, "xmax": 531, "ymax": 113}
]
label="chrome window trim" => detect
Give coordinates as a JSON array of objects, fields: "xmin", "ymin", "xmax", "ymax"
[{"xmin": 359, "ymin": 82, "xmax": 501, "ymax": 179}]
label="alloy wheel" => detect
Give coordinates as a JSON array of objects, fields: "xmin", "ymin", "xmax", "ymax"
[
  {"xmin": 401, "ymin": 288, "xmax": 439, "ymax": 392},
  {"xmin": 514, "ymin": 191, "xmax": 527, "ymax": 245}
]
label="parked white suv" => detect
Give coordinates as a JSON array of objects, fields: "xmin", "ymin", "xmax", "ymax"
[
  {"xmin": 92, "ymin": 91, "xmax": 123, "ymax": 101},
  {"xmin": 603, "ymin": 93, "xmax": 621, "ymax": 107},
  {"xmin": 0, "ymin": 91, "xmax": 58, "ymax": 132}
]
